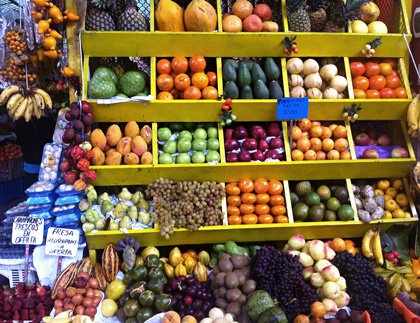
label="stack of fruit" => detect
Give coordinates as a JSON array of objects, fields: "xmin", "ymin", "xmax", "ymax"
[
  {"xmin": 222, "ymin": 58, "xmax": 283, "ymax": 99},
  {"xmin": 224, "ymin": 123, "xmax": 285, "ymax": 162},
  {"xmin": 90, "ymin": 121, "xmax": 152, "ymax": 166},
  {"xmin": 351, "ymin": 59, "xmax": 407, "ymax": 99},
  {"xmin": 0, "ymin": 142, "xmax": 23, "ymax": 160},
  {"xmin": 226, "ymin": 178, "xmax": 287, "ymax": 225},
  {"xmin": 62, "ymin": 100, "xmax": 94, "ymax": 145},
  {"xmin": 351, "ymin": 1, "xmax": 389, "ymax": 34},
  {"xmin": 291, "ymin": 119, "xmax": 350, "ymax": 161},
  {"xmin": 156, "ymin": 56, "xmax": 218, "ymax": 100},
  {"xmin": 222, "ymin": 0, "xmax": 279, "ymax": 32},
  {"xmin": 164, "ymin": 247, "xmax": 210, "ymax": 282},
  {"xmin": 157, "ymin": 123, "xmax": 220, "ymax": 164},
  {"xmin": 291, "ymin": 181, "xmax": 354, "ymax": 222},
  {"xmin": 287, "ymin": 58, "xmax": 348, "ymax": 99}
]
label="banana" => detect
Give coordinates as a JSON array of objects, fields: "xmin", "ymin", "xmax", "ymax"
[
  {"xmin": 24, "ymin": 95, "xmax": 34, "ymax": 122},
  {"xmin": 13, "ymin": 97, "xmax": 29, "ymax": 120},
  {"xmin": 34, "ymin": 88, "xmax": 52, "ymax": 109},
  {"xmin": 362, "ymin": 229, "xmax": 376, "ymax": 258},
  {"xmin": 402, "ymin": 277, "xmax": 411, "ymax": 292},
  {"xmin": 32, "ymin": 95, "xmax": 42, "ymax": 119},
  {"xmin": 371, "ymin": 230, "xmax": 384, "ymax": 265},
  {"xmin": 6, "ymin": 92, "xmax": 23, "ymax": 110},
  {"xmin": 407, "ymin": 94, "xmax": 420, "ymax": 131},
  {"xmin": 0, "ymin": 85, "xmax": 20, "ymax": 105},
  {"xmin": 33, "ymin": 93, "xmax": 45, "ymax": 110},
  {"xmin": 8, "ymin": 95, "xmax": 25, "ymax": 118}
]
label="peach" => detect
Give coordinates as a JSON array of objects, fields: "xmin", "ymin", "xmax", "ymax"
[
  {"xmin": 223, "ymin": 14, "xmax": 243, "ymax": 32},
  {"xmin": 106, "ymin": 124, "xmax": 122, "ymax": 146},
  {"xmin": 91, "ymin": 147, "xmax": 105, "ymax": 165},
  {"xmin": 242, "ymin": 14, "xmax": 263, "ymax": 32},
  {"xmin": 124, "ymin": 152, "xmax": 140, "ymax": 165},
  {"xmin": 116, "ymin": 137, "xmax": 132, "ymax": 155},
  {"xmin": 140, "ymin": 151, "xmax": 153, "ymax": 164},
  {"xmin": 261, "ymin": 21, "xmax": 278, "ymax": 32},
  {"xmin": 132, "ymin": 136, "xmax": 148, "ymax": 157},
  {"xmin": 140, "ymin": 125, "xmax": 152, "ymax": 145},
  {"xmin": 253, "ymin": 3, "xmax": 272, "ymax": 21},
  {"xmin": 232, "ymin": 0, "xmax": 253, "ymax": 20},
  {"xmin": 105, "ymin": 151, "xmax": 122, "ymax": 165},
  {"xmin": 106, "ymin": 148, "xmax": 116, "ymax": 156},
  {"xmin": 91, "ymin": 129, "xmax": 107, "ymax": 151},
  {"xmin": 124, "ymin": 121, "xmax": 140, "ymax": 138}
]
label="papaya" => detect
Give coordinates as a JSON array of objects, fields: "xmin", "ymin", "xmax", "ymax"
[
  {"xmin": 155, "ymin": 0, "xmax": 185, "ymax": 31},
  {"xmin": 184, "ymin": 0, "xmax": 217, "ymax": 32}
]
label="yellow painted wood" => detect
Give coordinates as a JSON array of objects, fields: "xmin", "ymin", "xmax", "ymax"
[
  {"xmin": 220, "ymin": 183, "xmax": 228, "ymax": 225},
  {"xmin": 345, "ymin": 122, "xmax": 357, "ymax": 160},
  {"xmin": 346, "ymin": 178, "xmax": 359, "ymax": 221},
  {"xmin": 150, "ymin": 0, "xmax": 155, "ymax": 32},
  {"xmin": 283, "ymin": 180, "xmax": 294, "ymax": 223},
  {"xmin": 401, "ymin": 121, "xmax": 417, "ymax": 159},
  {"xmin": 282, "ymin": 121, "xmax": 292, "ymax": 162},
  {"xmin": 152, "ymin": 123, "xmax": 158, "ymax": 164},
  {"xmin": 280, "ymin": 59, "xmax": 289, "ymax": 97},
  {"xmin": 83, "ymin": 57, "xmax": 90, "ymax": 100},
  {"xmin": 343, "ymin": 57, "xmax": 355, "ymax": 100},
  {"xmin": 216, "ymin": 0, "xmax": 222, "ymax": 32},
  {"xmin": 281, "ymin": 0, "xmax": 288, "ymax": 33},
  {"xmin": 216, "ymin": 58, "xmax": 223, "ymax": 96},
  {"xmin": 399, "ymin": 59, "xmax": 413, "ymax": 100},
  {"xmin": 150, "ymin": 57, "xmax": 157, "ymax": 98},
  {"xmin": 218, "ymin": 124, "xmax": 226, "ymax": 163},
  {"xmin": 85, "ymin": 218, "xmax": 418, "ymax": 249}
]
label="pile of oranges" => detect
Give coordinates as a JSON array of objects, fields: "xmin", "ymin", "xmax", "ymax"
[
  {"xmin": 374, "ymin": 179, "xmax": 411, "ymax": 219},
  {"xmin": 156, "ymin": 55, "xmax": 218, "ymax": 100},
  {"xmin": 226, "ymin": 178, "xmax": 288, "ymax": 225},
  {"xmin": 351, "ymin": 59, "xmax": 407, "ymax": 99},
  {"xmin": 291, "ymin": 119, "xmax": 350, "ymax": 161}
]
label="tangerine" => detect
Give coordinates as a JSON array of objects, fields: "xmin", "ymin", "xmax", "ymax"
[
  {"xmin": 157, "ymin": 59, "xmax": 171, "ymax": 75},
  {"xmin": 253, "ymin": 178, "xmax": 269, "ymax": 194},
  {"xmin": 228, "ymin": 215, "xmax": 242, "ymax": 225},
  {"xmin": 226, "ymin": 183, "xmax": 241, "ymax": 195},
  {"xmin": 207, "ymin": 71, "xmax": 217, "ymax": 86},
  {"xmin": 258, "ymin": 214, "xmax": 274, "ymax": 224},
  {"xmin": 255, "ymin": 204, "xmax": 270, "ymax": 215},
  {"xmin": 174, "ymin": 73, "xmax": 191, "ymax": 91},
  {"xmin": 269, "ymin": 195, "xmax": 285, "ymax": 206},
  {"xmin": 268, "ymin": 180, "xmax": 283, "ymax": 195},
  {"xmin": 183, "ymin": 86, "xmax": 202, "ymax": 99},
  {"xmin": 241, "ymin": 193, "xmax": 257, "ymax": 204},
  {"xmin": 256, "ymin": 193, "xmax": 270, "ymax": 204},
  {"xmin": 156, "ymin": 91, "xmax": 173, "ymax": 100},
  {"xmin": 192, "ymin": 72, "xmax": 209, "ymax": 90},
  {"xmin": 157, "ymin": 74, "xmax": 174, "ymax": 91},
  {"xmin": 171, "ymin": 56, "xmax": 189, "ymax": 74},
  {"xmin": 227, "ymin": 195, "xmax": 241, "ymax": 206},
  {"xmin": 271, "ymin": 205, "xmax": 287, "ymax": 216},
  {"xmin": 239, "ymin": 178, "xmax": 254, "ymax": 193},
  {"xmin": 202, "ymin": 86, "xmax": 218, "ymax": 99},
  {"xmin": 274, "ymin": 215, "xmax": 288, "ymax": 223},
  {"xmin": 189, "ymin": 55, "xmax": 206, "ymax": 73},
  {"xmin": 242, "ymin": 214, "xmax": 258, "ymax": 224},
  {"xmin": 227, "ymin": 205, "xmax": 240, "ymax": 216},
  {"xmin": 240, "ymin": 204, "xmax": 255, "ymax": 215}
]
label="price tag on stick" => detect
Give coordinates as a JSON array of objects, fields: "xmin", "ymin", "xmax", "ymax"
[
  {"xmin": 12, "ymin": 217, "xmax": 44, "ymax": 245},
  {"xmin": 276, "ymin": 98, "xmax": 309, "ymax": 120},
  {"xmin": 45, "ymin": 227, "xmax": 79, "ymax": 258}
]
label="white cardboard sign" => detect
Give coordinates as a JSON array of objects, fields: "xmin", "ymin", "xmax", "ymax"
[
  {"xmin": 12, "ymin": 217, "xmax": 44, "ymax": 245},
  {"xmin": 45, "ymin": 227, "xmax": 79, "ymax": 257}
]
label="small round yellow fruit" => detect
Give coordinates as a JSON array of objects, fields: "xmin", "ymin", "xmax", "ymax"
[
  {"xmin": 351, "ymin": 20, "xmax": 368, "ymax": 33},
  {"xmin": 368, "ymin": 21, "xmax": 388, "ymax": 34}
]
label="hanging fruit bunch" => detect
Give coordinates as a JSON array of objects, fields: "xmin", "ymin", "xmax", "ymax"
[{"xmin": 219, "ymin": 98, "xmax": 237, "ymax": 126}]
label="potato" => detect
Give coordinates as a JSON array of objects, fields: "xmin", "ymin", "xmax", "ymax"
[
  {"xmin": 215, "ymin": 297, "xmax": 228, "ymax": 309},
  {"xmin": 226, "ymin": 288, "xmax": 242, "ymax": 302},
  {"xmin": 225, "ymin": 272, "xmax": 239, "ymax": 289},
  {"xmin": 226, "ymin": 302, "xmax": 241, "ymax": 317},
  {"xmin": 233, "ymin": 270, "xmax": 246, "ymax": 285},
  {"xmin": 231, "ymin": 254, "xmax": 248, "ymax": 269},
  {"xmin": 218, "ymin": 258, "xmax": 233, "ymax": 273},
  {"xmin": 218, "ymin": 286, "xmax": 227, "ymax": 298},
  {"xmin": 241, "ymin": 280, "xmax": 257, "ymax": 295},
  {"xmin": 216, "ymin": 272, "xmax": 226, "ymax": 287}
]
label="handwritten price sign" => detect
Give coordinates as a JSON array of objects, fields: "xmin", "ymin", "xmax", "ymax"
[
  {"xmin": 12, "ymin": 217, "xmax": 44, "ymax": 245},
  {"xmin": 276, "ymin": 98, "xmax": 309, "ymax": 120},
  {"xmin": 45, "ymin": 228, "xmax": 79, "ymax": 257}
]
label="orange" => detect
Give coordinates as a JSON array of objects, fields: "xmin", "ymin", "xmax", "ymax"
[
  {"xmin": 157, "ymin": 59, "xmax": 171, "ymax": 75},
  {"xmin": 316, "ymin": 151, "xmax": 326, "ymax": 160},
  {"xmin": 292, "ymin": 126, "xmax": 303, "ymax": 141},
  {"xmin": 353, "ymin": 89, "xmax": 366, "ymax": 99},
  {"xmin": 309, "ymin": 125, "xmax": 323, "ymax": 138},
  {"xmin": 258, "ymin": 214, "xmax": 274, "ymax": 224},
  {"xmin": 271, "ymin": 205, "xmax": 286, "ymax": 216},
  {"xmin": 207, "ymin": 71, "xmax": 217, "ymax": 86},
  {"xmin": 227, "ymin": 205, "xmax": 240, "ymax": 216},
  {"xmin": 171, "ymin": 56, "xmax": 188, "ymax": 74},
  {"xmin": 227, "ymin": 195, "xmax": 241, "ymax": 207},
  {"xmin": 226, "ymin": 183, "xmax": 241, "ymax": 196},
  {"xmin": 256, "ymin": 193, "xmax": 270, "ymax": 204},
  {"xmin": 297, "ymin": 137, "xmax": 310, "ymax": 152},
  {"xmin": 183, "ymin": 86, "xmax": 202, "ymax": 99},
  {"xmin": 268, "ymin": 180, "xmax": 283, "ymax": 195},
  {"xmin": 255, "ymin": 204, "xmax": 270, "ymax": 215},
  {"xmin": 346, "ymin": 245, "xmax": 357, "ymax": 256},
  {"xmin": 321, "ymin": 127, "xmax": 332, "ymax": 140},
  {"xmin": 228, "ymin": 215, "xmax": 242, "ymax": 225},
  {"xmin": 332, "ymin": 125, "xmax": 347, "ymax": 139},
  {"xmin": 157, "ymin": 91, "xmax": 173, "ymax": 100},
  {"xmin": 291, "ymin": 149, "xmax": 304, "ymax": 161},
  {"xmin": 352, "ymin": 76, "xmax": 369, "ymax": 91},
  {"xmin": 376, "ymin": 179, "xmax": 390, "ymax": 191},
  {"xmin": 274, "ymin": 215, "xmax": 288, "ymax": 223},
  {"xmin": 174, "ymin": 73, "xmax": 191, "ymax": 91},
  {"xmin": 392, "ymin": 179, "xmax": 404, "ymax": 190},
  {"xmin": 304, "ymin": 150, "xmax": 317, "ymax": 160},
  {"xmin": 241, "ymin": 193, "xmax": 257, "ymax": 204},
  {"xmin": 239, "ymin": 203, "xmax": 254, "ymax": 215},
  {"xmin": 331, "ymin": 238, "xmax": 346, "ymax": 252},
  {"xmin": 310, "ymin": 138, "xmax": 322, "ymax": 152},
  {"xmin": 242, "ymin": 214, "xmax": 258, "ymax": 224},
  {"xmin": 298, "ymin": 119, "xmax": 311, "ymax": 132},
  {"xmin": 253, "ymin": 178, "xmax": 269, "ymax": 194},
  {"xmin": 191, "ymin": 72, "xmax": 209, "ymax": 90},
  {"xmin": 344, "ymin": 239, "xmax": 355, "ymax": 247},
  {"xmin": 157, "ymin": 74, "xmax": 174, "ymax": 92},
  {"xmin": 201, "ymin": 86, "xmax": 218, "ymax": 99},
  {"xmin": 269, "ymin": 195, "xmax": 285, "ymax": 206},
  {"xmin": 334, "ymin": 138, "xmax": 349, "ymax": 153},
  {"xmin": 189, "ymin": 55, "xmax": 206, "ymax": 73},
  {"xmin": 322, "ymin": 139, "xmax": 334, "ymax": 152},
  {"xmin": 340, "ymin": 151, "xmax": 351, "ymax": 160},
  {"xmin": 170, "ymin": 88, "xmax": 179, "ymax": 99},
  {"xmin": 239, "ymin": 178, "xmax": 254, "ymax": 193},
  {"xmin": 385, "ymin": 187, "xmax": 398, "ymax": 198}
]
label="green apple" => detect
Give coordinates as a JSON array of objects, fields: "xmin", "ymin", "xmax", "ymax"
[
  {"xmin": 157, "ymin": 127, "xmax": 172, "ymax": 141},
  {"xmin": 207, "ymin": 127, "xmax": 218, "ymax": 139},
  {"xmin": 207, "ymin": 138, "xmax": 220, "ymax": 151},
  {"xmin": 193, "ymin": 128, "xmax": 207, "ymax": 140},
  {"xmin": 159, "ymin": 153, "xmax": 173, "ymax": 164},
  {"xmin": 163, "ymin": 140, "xmax": 177, "ymax": 154},
  {"xmin": 179, "ymin": 130, "xmax": 193, "ymax": 141},
  {"xmin": 177, "ymin": 138, "xmax": 192, "ymax": 153},
  {"xmin": 192, "ymin": 139, "xmax": 207, "ymax": 151},
  {"xmin": 191, "ymin": 151, "xmax": 206, "ymax": 163},
  {"xmin": 176, "ymin": 153, "xmax": 191, "ymax": 164},
  {"xmin": 206, "ymin": 150, "xmax": 220, "ymax": 162}
]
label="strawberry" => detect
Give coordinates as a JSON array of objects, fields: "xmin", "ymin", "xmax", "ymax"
[
  {"xmin": 12, "ymin": 299, "xmax": 22, "ymax": 311},
  {"xmin": 21, "ymin": 308, "xmax": 29, "ymax": 320},
  {"xmin": 12, "ymin": 310, "xmax": 20, "ymax": 321}
]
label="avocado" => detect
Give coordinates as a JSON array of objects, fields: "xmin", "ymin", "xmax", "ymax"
[
  {"xmin": 324, "ymin": 210, "xmax": 337, "ymax": 221},
  {"xmin": 257, "ymin": 306, "xmax": 288, "ymax": 323},
  {"xmin": 119, "ymin": 71, "xmax": 146, "ymax": 97},
  {"xmin": 245, "ymin": 62, "xmax": 255, "ymax": 71},
  {"xmin": 304, "ymin": 192, "xmax": 321, "ymax": 206},
  {"xmin": 224, "ymin": 81, "xmax": 239, "ymax": 99},
  {"xmin": 240, "ymin": 85, "xmax": 254, "ymax": 99},
  {"xmin": 333, "ymin": 186, "xmax": 349, "ymax": 204},
  {"xmin": 224, "ymin": 59, "xmax": 239, "ymax": 70},
  {"xmin": 337, "ymin": 204, "xmax": 354, "ymax": 221},
  {"xmin": 136, "ymin": 308, "xmax": 154, "ymax": 323},
  {"xmin": 264, "ymin": 57, "xmax": 281, "ymax": 81},
  {"xmin": 126, "ymin": 318, "xmax": 137, "ymax": 323},
  {"xmin": 92, "ymin": 66, "xmax": 118, "ymax": 85},
  {"xmin": 309, "ymin": 205, "xmax": 325, "ymax": 222},
  {"xmin": 223, "ymin": 62, "xmax": 237, "ymax": 82},
  {"xmin": 139, "ymin": 290, "xmax": 155, "ymax": 307},
  {"xmin": 88, "ymin": 76, "xmax": 117, "ymax": 99},
  {"xmin": 154, "ymin": 294, "xmax": 172, "ymax": 312},
  {"xmin": 317, "ymin": 185, "xmax": 332, "ymax": 201},
  {"xmin": 116, "ymin": 93, "xmax": 129, "ymax": 98},
  {"xmin": 290, "ymin": 192, "xmax": 300, "ymax": 205},
  {"xmin": 238, "ymin": 63, "xmax": 252, "ymax": 88},
  {"xmin": 254, "ymin": 79, "xmax": 270, "ymax": 99},
  {"xmin": 326, "ymin": 197, "xmax": 341, "ymax": 212},
  {"xmin": 251, "ymin": 64, "xmax": 267, "ymax": 83},
  {"xmin": 118, "ymin": 292, "xmax": 131, "ymax": 307},
  {"xmin": 268, "ymin": 80, "xmax": 284, "ymax": 99},
  {"xmin": 293, "ymin": 202, "xmax": 309, "ymax": 221},
  {"xmin": 295, "ymin": 181, "xmax": 312, "ymax": 197}
]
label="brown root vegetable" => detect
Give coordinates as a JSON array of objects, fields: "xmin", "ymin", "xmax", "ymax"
[
  {"xmin": 218, "ymin": 286, "xmax": 227, "ymax": 298},
  {"xmin": 215, "ymin": 272, "xmax": 226, "ymax": 287},
  {"xmin": 226, "ymin": 288, "xmax": 242, "ymax": 302},
  {"xmin": 225, "ymin": 272, "xmax": 239, "ymax": 289},
  {"xmin": 241, "ymin": 266, "xmax": 251, "ymax": 278},
  {"xmin": 242, "ymin": 280, "xmax": 257, "ymax": 295},
  {"xmin": 233, "ymin": 269, "xmax": 246, "ymax": 285},
  {"xmin": 231, "ymin": 254, "xmax": 249, "ymax": 269},
  {"xmin": 239, "ymin": 293, "xmax": 247, "ymax": 304},
  {"xmin": 226, "ymin": 301, "xmax": 242, "ymax": 317},
  {"xmin": 218, "ymin": 258, "xmax": 234, "ymax": 273},
  {"xmin": 215, "ymin": 297, "xmax": 228, "ymax": 309}
]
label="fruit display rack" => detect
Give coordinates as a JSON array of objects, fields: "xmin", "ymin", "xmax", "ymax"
[{"xmin": 76, "ymin": 0, "xmax": 418, "ymax": 258}]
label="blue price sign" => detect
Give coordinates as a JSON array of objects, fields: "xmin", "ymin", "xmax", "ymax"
[{"xmin": 276, "ymin": 98, "xmax": 309, "ymax": 120}]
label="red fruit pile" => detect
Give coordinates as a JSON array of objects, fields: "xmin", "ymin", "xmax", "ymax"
[
  {"xmin": 0, "ymin": 143, "xmax": 23, "ymax": 161},
  {"xmin": 0, "ymin": 282, "xmax": 53, "ymax": 322},
  {"xmin": 62, "ymin": 101, "xmax": 94, "ymax": 145}
]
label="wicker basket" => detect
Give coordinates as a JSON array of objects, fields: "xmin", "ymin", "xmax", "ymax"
[{"xmin": 0, "ymin": 157, "xmax": 24, "ymax": 183}]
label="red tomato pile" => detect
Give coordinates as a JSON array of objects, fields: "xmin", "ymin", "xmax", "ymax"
[
  {"xmin": 0, "ymin": 143, "xmax": 23, "ymax": 161},
  {"xmin": 350, "ymin": 59, "xmax": 407, "ymax": 99},
  {"xmin": 226, "ymin": 177, "xmax": 288, "ymax": 225}
]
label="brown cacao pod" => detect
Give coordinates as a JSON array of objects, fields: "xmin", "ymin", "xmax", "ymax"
[
  {"xmin": 51, "ymin": 261, "xmax": 78, "ymax": 299},
  {"xmin": 92, "ymin": 263, "xmax": 107, "ymax": 290},
  {"xmin": 102, "ymin": 243, "xmax": 119, "ymax": 283},
  {"xmin": 77, "ymin": 257, "xmax": 92, "ymax": 275}
]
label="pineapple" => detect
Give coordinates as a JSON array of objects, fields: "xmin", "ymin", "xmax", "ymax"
[
  {"xmin": 88, "ymin": 0, "xmax": 113, "ymax": 9},
  {"xmin": 323, "ymin": 0, "xmax": 366, "ymax": 32},
  {"xmin": 109, "ymin": 0, "xmax": 127, "ymax": 22},
  {"xmin": 117, "ymin": 2, "xmax": 149, "ymax": 31},
  {"xmin": 99, "ymin": 57, "xmax": 126, "ymax": 78},
  {"xmin": 287, "ymin": 0, "xmax": 311, "ymax": 32},
  {"xmin": 85, "ymin": 7, "xmax": 116, "ymax": 31},
  {"xmin": 307, "ymin": 0, "xmax": 327, "ymax": 32}
]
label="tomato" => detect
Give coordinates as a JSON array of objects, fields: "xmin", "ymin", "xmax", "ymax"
[
  {"xmin": 380, "ymin": 87, "xmax": 396, "ymax": 98},
  {"xmin": 366, "ymin": 89, "xmax": 380, "ymax": 99},
  {"xmin": 353, "ymin": 89, "xmax": 366, "ymax": 99},
  {"xmin": 364, "ymin": 62, "xmax": 380, "ymax": 77},
  {"xmin": 225, "ymin": 183, "xmax": 241, "ymax": 196},
  {"xmin": 256, "ymin": 193, "xmax": 270, "ymax": 204},
  {"xmin": 350, "ymin": 62, "xmax": 365, "ymax": 77},
  {"xmin": 258, "ymin": 214, "xmax": 274, "ymax": 224},
  {"xmin": 352, "ymin": 76, "xmax": 369, "ymax": 91},
  {"xmin": 239, "ymin": 178, "xmax": 254, "ymax": 193},
  {"xmin": 389, "ymin": 70, "xmax": 399, "ymax": 77},
  {"xmin": 239, "ymin": 203, "xmax": 255, "ymax": 215},
  {"xmin": 183, "ymin": 86, "xmax": 202, "ymax": 99},
  {"xmin": 368, "ymin": 75, "xmax": 386, "ymax": 90},
  {"xmin": 381, "ymin": 58, "xmax": 398, "ymax": 69},
  {"xmin": 274, "ymin": 215, "xmax": 288, "ymax": 223},
  {"xmin": 170, "ymin": 88, "xmax": 179, "ymax": 99},
  {"xmin": 201, "ymin": 86, "xmax": 218, "ymax": 99},
  {"xmin": 255, "ymin": 204, "xmax": 270, "ymax": 215},
  {"xmin": 227, "ymin": 205, "xmax": 240, "ymax": 216},
  {"xmin": 228, "ymin": 215, "xmax": 242, "ymax": 225},
  {"xmin": 394, "ymin": 87, "xmax": 407, "ymax": 98},
  {"xmin": 227, "ymin": 195, "xmax": 241, "ymax": 207},
  {"xmin": 242, "ymin": 214, "xmax": 258, "ymax": 224},
  {"xmin": 207, "ymin": 71, "xmax": 217, "ymax": 87},
  {"xmin": 253, "ymin": 178, "xmax": 269, "ymax": 194},
  {"xmin": 267, "ymin": 180, "xmax": 283, "ymax": 195},
  {"xmin": 379, "ymin": 63, "xmax": 392, "ymax": 76},
  {"xmin": 385, "ymin": 75, "xmax": 401, "ymax": 89},
  {"xmin": 241, "ymin": 193, "xmax": 257, "ymax": 204},
  {"xmin": 269, "ymin": 195, "xmax": 285, "ymax": 206}
]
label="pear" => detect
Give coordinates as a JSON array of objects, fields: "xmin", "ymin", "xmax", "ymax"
[
  {"xmin": 119, "ymin": 187, "xmax": 132, "ymax": 201},
  {"xmin": 101, "ymin": 200, "xmax": 114, "ymax": 215},
  {"xmin": 131, "ymin": 191, "xmax": 145, "ymax": 204},
  {"xmin": 114, "ymin": 202, "xmax": 127, "ymax": 219},
  {"xmin": 109, "ymin": 218, "xmax": 120, "ymax": 230},
  {"xmin": 95, "ymin": 218, "xmax": 106, "ymax": 230},
  {"xmin": 136, "ymin": 198, "xmax": 151, "ymax": 212},
  {"xmin": 138, "ymin": 211, "xmax": 151, "ymax": 225},
  {"xmin": 128, "ymin": 206, "xmax": 138, "ymax": 221},
  {"xmin": 120, "ymin": 216, "xmax": 132, "ymax": 229},
  {"xmin": 98, "ymin": 192, "xmax": 111, "ymax": 205}
]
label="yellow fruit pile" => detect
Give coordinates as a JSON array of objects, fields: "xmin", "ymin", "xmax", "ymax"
[{"xmin": 374, "ymin": 179, "xmax": 411, "ymax": 219}]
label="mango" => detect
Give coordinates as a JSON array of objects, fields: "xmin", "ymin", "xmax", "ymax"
[
  {"xmin": 124, "ymin": 121, "xmax": 140, "ymax": 138},
  {"xmin": 132, "ymin": 136, "xmax": 148, "ymax": 157},
  {"xmin": 91, "ymin": 147, "xmax": 105, "ymax": 165},
  {"xmin": 91, "ymin": 129, "xmax": 107, "ymax": 151},
  {"xmin": 140, "ymin": 125, "xmax": 152, "ymax": 145},
  {"xmin": 140, "ymin": 151, "xmax": 153, "ymax": 164},
  {"xmin": 116, "ymin": 137, "xmax": 132, "ymax": 155},
  {"xmin": 124, "ymin": 152, "xmax": 140, "ymax": 165},
  {"xmin": 106, "ymin": 148, "xmax": 116, "ymax": 156},
  {"xmin": 106, "ymin": 124, "xmax": 122, "ymax": 146},
  {"xmin": 106, "ymin": 151, "xmax": 122, "ymax": 165}
]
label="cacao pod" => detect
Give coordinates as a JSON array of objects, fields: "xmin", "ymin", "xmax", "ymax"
[
  {"xmin": 193, "ymin": 262, "xmax": 208, "ymax": 282},
  {"xmin": 197, "ymin": 250, "xmax": 210, "ymax": 266},
  {"xmin": 169, "ymin": 247, "xmax": 182, "ymax": 267},
  {"xmin": 52, "ymin": 261, "xmax": 78, "ymax": 299},
  {"xmin": 184, "ymin": 256, "xmax": 196, "ymax": 274},
  {"xmin": 93, "ymin": 263, "xmax": 107, "ymax": 291},
  {"xmin": 102, "ymin": 243, "xmax": 119, "ymax": 283},
  {"xmin": 175, "ymin": 263, "xmax": 187, "ymax": 277},
  {"xmin": 164, "ymin": 263, "xmax": 175, "ymax": 279},
  {"xmin": 77, "ymin": 257, "xmax": 92, "ymax": 275}
]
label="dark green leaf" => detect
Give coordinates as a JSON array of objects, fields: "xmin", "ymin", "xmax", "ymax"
[{"xmin": 386, "ymin": 225, "xmax": 414, "ymax": 260}]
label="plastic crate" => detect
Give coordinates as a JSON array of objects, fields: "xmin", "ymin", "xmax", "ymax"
[
  {"xmin": 0, "ymin": 177, "xmax": 24, "ymax": 206},
  {"xmin": 0, "ymin": 263, "xmax": 35, "ymax": 287}
]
